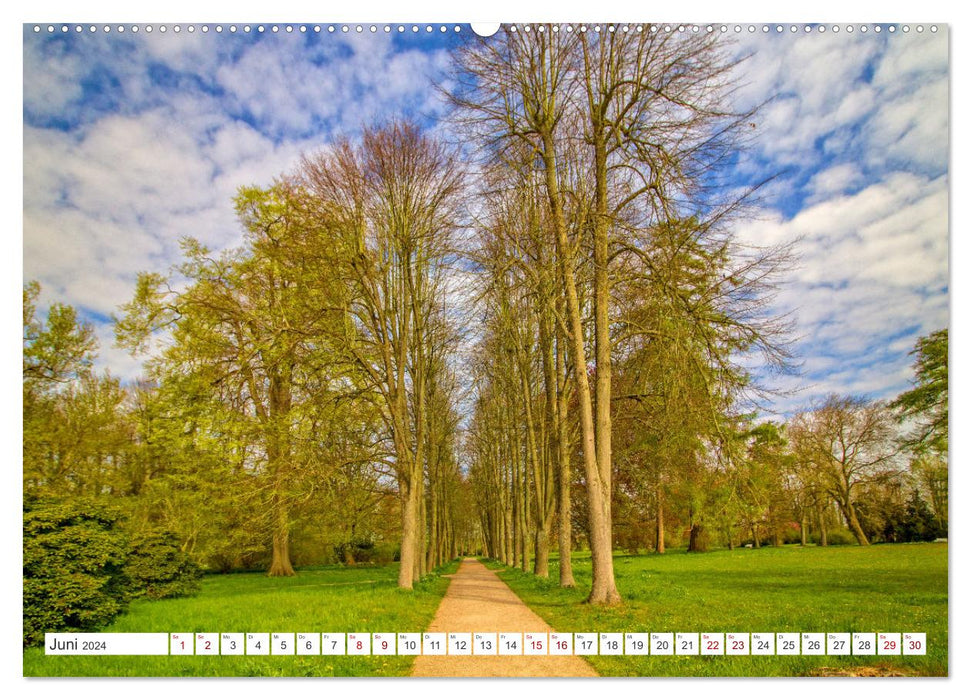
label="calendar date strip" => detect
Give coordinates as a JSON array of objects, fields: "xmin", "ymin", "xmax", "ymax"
[{"xmin": 44, "ymin": 631, "xmax": 926, "ymax": 656}]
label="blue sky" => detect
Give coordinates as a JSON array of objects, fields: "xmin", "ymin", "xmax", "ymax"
[{"xmin": 22, "ymin": 22, "xmax": 949, "ymax": 418}]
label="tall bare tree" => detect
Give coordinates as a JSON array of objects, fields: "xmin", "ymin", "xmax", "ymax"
[
  {"xmin": 789, "ymin": 395, "xmax": 901, "ymax": 546},
  {"xmin": 298, "ymin": 122, "xmax": 463, "ymax": 589}
]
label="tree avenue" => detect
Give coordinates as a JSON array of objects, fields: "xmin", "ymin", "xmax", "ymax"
[
  {"xmin": 450, "ymin": 26, "xmax": 793, "ymax": 603},
  {"xmin": 23, "ymin": 28, "xmax": 947, "ymax": 616}
]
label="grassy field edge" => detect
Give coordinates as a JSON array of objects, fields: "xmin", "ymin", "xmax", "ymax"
[{"xmin": 487, "ymin": 543, "xmax": 947, "ymax": 677}]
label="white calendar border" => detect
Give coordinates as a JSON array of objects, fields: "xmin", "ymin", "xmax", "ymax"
[{"xmin": 10, "ymin": 3, "xmax": 963, "ymax": 700}]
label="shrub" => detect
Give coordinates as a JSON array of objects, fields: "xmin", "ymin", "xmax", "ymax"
[
  {"xmin": 23, "ymin": 497, "xmax": 130, "ymax": 647},
  {"xmin": 822, "ymin": 529, "xmax": 857, "ymax": 546},
  {"xmin": 23, "ymin": 497, "xmax": 203, "ymax": 647},
  {"xmin": 781, "ymin": 522, "xmax": 803, "ymax": 545},
  {"xmin": 124, "ymin": 529, "xmax": 201, "ymax": 599},
  {"xmin": 335, "ymin": 538, "xmax": 377, "ymax": 565},
  {"xmin": 371, "ymin": 543, "xmax": 398, "ymax": 565},
  {"xmin": 807, "ymin": 528, "xmax": 856, "ymax": 546}
]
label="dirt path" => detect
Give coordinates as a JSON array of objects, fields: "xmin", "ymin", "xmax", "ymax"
[{"xmin": 410, "ymin": 558, "xmax": 598, "ymax": 677}]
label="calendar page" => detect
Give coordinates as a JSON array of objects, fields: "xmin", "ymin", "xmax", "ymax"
[{"xmin": 21, "ymin": 7, "xmax": 950, "ymax": 684}]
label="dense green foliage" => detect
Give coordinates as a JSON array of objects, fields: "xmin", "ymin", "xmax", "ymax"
[
  {"xmin": 124, "ymin": 529, "xmax": 202, "ymax": 600},
  {"xmin": 23, "ymin": 497, "xmax": 204, "ymax": 647},
  {"xmin": 872, "ymin": 490, "xmax": 947, "ymax": 543},
  {"xmin": 23, "ymin": 497, "xmax": 130, "ymax": 646},
  {"xmin": 892, "ymin": 328, "xmax": 948, "ymax": 454}
]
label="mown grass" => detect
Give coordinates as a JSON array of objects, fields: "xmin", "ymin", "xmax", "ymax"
[
  {"xmin": 489, "ymin": 543, "xmax": 947, "ymax": 677},
  {"xmin": 24, "ymin": 559, "xmax": 460, "ymax": 677}
]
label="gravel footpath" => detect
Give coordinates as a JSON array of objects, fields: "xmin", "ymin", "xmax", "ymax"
[{"xmin": 410, "ymin": 558, "xmax": 598, "ymax": 677}]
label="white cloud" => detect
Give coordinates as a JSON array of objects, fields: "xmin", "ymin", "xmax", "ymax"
[
  {"xmin": 737, "ymin": 170, "xmax": 947, "ymax": 412},
  {"xmin": 806, "ymin": 162, "xmax": 865, "ymax": 201},
  {"xmin": 23, "ymin": 29, "xmax": 456, "ymax": 383},
  {"xmin": 867, "ymin": 76, "xmax": 948, "ymax": 172},
  {"xmin": 871, "ymin": 28, "xmax": 948, "ymax": 89},
  {"xmin": 732, "ymin": 28, "xmax": 947, "ymax": 218},
  {"xmin": 733, "ymin": 32, "xmax": 882, "ymax": 165},
  {"xmin": 23, "ymin": 37, "xmax": 84, "ymax": 118}
]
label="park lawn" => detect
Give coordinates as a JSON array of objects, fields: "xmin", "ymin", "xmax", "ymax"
[
  {"xmin": 490, "ymin": 542, "xmax": 947, "ymax": 677},
  {"xmin": 24, "ymin": 559, "xmax": 460, "ymax": 677}
]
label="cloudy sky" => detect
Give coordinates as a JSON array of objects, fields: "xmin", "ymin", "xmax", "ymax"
[{"xmin": 22, "ymin": 22, "xmax": 949, "ymax": 418}]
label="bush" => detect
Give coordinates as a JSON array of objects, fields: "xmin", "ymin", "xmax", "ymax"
[
  {"xmin": 23, "ymin": 497, "xmax": 130, "ymax": 647},
  {"xmin": 335, "ymin": 538, "xmax": 377, "ymax": 565},
  {"xmin": 823, "ymin": 529, "xmax": 857, "ymax": 546},
  {"xmin": 332, "ymin": 537, "xmax": 399, "ymax": 565},
  {"xmin": 124, "ymin": 529, "xmax": 201, "ymax": 599},
  {"xmin": 23, "ymin": 497, "xmax": 203, "ymax": 647},
  {"xmin": 781, "ymin": 522, "xmax": 803, "ymax": 545}
]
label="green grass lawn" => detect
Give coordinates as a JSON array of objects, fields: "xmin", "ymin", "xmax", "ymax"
[
  {"xmin": 489, "ymin": 543, "xmax": 948, "ymax": 677},
  {"xmin": 24, "ymin": 559, "xmax": 459, "ymax": 677}
]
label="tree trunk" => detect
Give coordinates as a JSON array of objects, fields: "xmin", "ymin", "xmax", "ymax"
[
  {"xmin": 534, "ymin": 528, "xmax": 550, "ymax": 577},
  {"xmin": 398, "ymin": 476, "xmax": 419, "ymax": 589},
  {"xmin": 416, "ymin": 476, "xmax": 427, "ymax": 580},
  {"xmin": 512, "ymin": 463, "xmax": 522, "ymax": 569},
  {"xmin": 655, "ymin": 484, "xmax": 665, "ymax": 554},
  {"xmin": 520, "ymin": 465, "xmax": 530, "ymax": 573},
  {"xmin": 427, "ymin": 470, "xmax": 438, "ymax": 572},
  {"xmin": 844, "ymin": 500, "xmax": 871, "ymax": 546},
  {"xmin": 688, "ymin": 523, "xmax": 708, "ymax": 553},
  {"xmin": 268, "ymin": 495, "xmax": 295, "ymax": 576},
  {"xmin": 816, "ymin": 501, "xmax": 828, "ymax": 546},
  {"xmin": 541, "ymin": 133, "xmax": 619, "ymax": 605},
  {"xmin": 504, "ymin": 493, "xmax": 514, "ymax": 565},
  {"xmin": 800, "ymin": 512, "xmax": 808, "ymax": 546},
  {"xmin": 266, "ymin": 369, "xmax": 295, "ymax": 577},
  {"xmin": 588, "ymin": 120, "xmax": 621, "ymax": 606},
  {"xmin": 532, "ymin": 309, "xmax": 557, "ymax": 580},
  {"xmin": 555, "ymin": 327, "xmax": 576, "ymax": 587}
]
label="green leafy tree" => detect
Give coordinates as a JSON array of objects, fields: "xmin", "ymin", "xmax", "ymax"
[
  {"xmin": 298, "ymin": 122, "xmax": 464, "ymax": 589},
  {"xmin": 23, "ymin": 283, "xmax": 134, "ymax": 499},
  {"xmin": 23, "ymin": 281, "xmax": 96, "ymax": 389},
  {"xmin": 124, "ymin": 376, "xmax": 267, "ymax": 572},
  {"xmin": 892, "ymin": 328, "xmax": 948, "ymax": 454},
  {"xmin": 116, "ymin": 182, "xmax": 351, "ymax": 576},
  {"xmin": 910, "ymin": 453, "xmax": 948, "ymax": 532}
]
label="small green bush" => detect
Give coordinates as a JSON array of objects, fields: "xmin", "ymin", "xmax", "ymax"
[
  {"xmin": 124, "ymin": 529, "xmax": 201, "ymax": 599},
  {"xmin": 822, "ymin": 529, "xmax": 857, "ymax": 546},
  {"xmin": 882, "ymin": 491, "xmax": 946, "ymax": 543},
  {"xmin": 781, "ymin": 522, "xmax": 804, "ymax": 545},
  {"xmin": 23, "ymin": 497, "xmax": 130, "ymax": 647}
]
